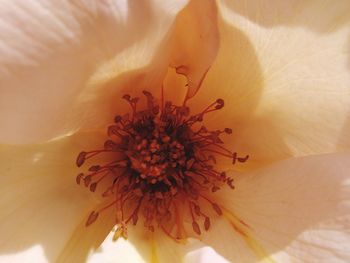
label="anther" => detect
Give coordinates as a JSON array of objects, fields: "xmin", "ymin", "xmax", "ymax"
[
  {"xmin": 76, "ymin": 173, "xmax": 84, "ymax": 185},
  {"xmin": 114, "ymin": 115, "xmax": 122, "ymax": 123},
  {"xmin": 204, "ymin": 217, "xmax": 210, "ymax": 231},
  {"xmin": 215, "ymin": 98, "xmax": 224, "ymax": 109},
  {"xmin": 224, "ymin": 128, "xmax": 232, "ymax": 134},
  {"xmin": 122, "ymin": 94, "xmax": 131, "ymax": 101},
  {"xmin": 86, "ymin": 211, "xmax": 99, "ymax": 226},
  {"xmin": 192, "ymin": 221, "xmax": 201, "ymax": 235},
  {"xmin": 212, "ymin": 203, "xmax": 223, "ymax": 216},
  {"xmin": 76, "ymin": 152, "xmax": 86, "ymax": 167}
]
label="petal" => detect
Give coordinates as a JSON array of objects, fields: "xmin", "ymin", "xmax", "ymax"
[
  {"xmin": 56, "ymin": 208, "xmax": 119, "ymax": 263},
  {"xmin": 0, "ymin": 0, "xmax": 187, "ymax": 144},
  {"xmin": 85, "ymin": 232, "xmax": 147, "ymax": 263},
  {"xmin": 190, "ymin": 1, "xmax": 350, "ymax": 167},
  {"xmin": 0, "ymin": 131, "xmax": 191, "ymax": 262},
  {"xmin": 153, "ymin": 231, "xmax": 190, "ymax": 263},
  {"xmin": 186, "ymin": 217, "xmax": 257, "ymax": 263},
  {"xmin": 58, "ymin": 208, "xmax": 150, "ymax": 263},
  {"xmin": 58, "ymin": 216, "xmax": 190, "ymax": 263},
  {"xmin": 84, "ymin": 224, "xmax": 190, "ymax": 263},
  {"xmin": 205, "ymin": 153, "xmax": 350, "ymax": 262},
  {"xmin": 185, "ymin": 245, "xmax": 231, "ymax": 263},
  {"xmin": 167, "ymin": 0, "xmax": 219, "ymax": 99},
  {"xmin": 0, "ymin": 132, "xmax": 108, "ymax": 262}
]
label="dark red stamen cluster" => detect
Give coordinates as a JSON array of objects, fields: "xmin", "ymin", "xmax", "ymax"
[{"xmin": 76, "ymin": 91, "xmax": 248, "ymax": 240}]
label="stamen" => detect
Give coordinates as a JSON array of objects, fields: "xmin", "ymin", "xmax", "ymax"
[{"xmin": 76, "ymin": 90, "xmax": 248, "ymax": 240}]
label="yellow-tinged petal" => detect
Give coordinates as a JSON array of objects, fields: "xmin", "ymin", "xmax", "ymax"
[
  {"xmin": 206, "ymin": 153, "xmax": 350, "ymax": 263},
  {"xmin": 0, "ymin": 0, "xmax": 188, "ymax": 144},
  {"xmin": 190, "ymin": 0, "xmax": 350, "ymax": 168}
]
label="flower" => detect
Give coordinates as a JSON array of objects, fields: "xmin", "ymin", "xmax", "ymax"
[{"xmin": 0, "ymin": 0, "xmax": 350, "ymax": 263}]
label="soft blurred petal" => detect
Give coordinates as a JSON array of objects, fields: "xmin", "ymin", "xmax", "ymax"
[
  {"xmin": 206, "ymin": 153, "xmax": 350, "ymax": 262},
  {"xmin": 0, "ymin": 0, "xmax": 187, "ymax": 144},
  {"xmin": 190, "ymin": 0, "xmax": 350, "ymax": 168}
]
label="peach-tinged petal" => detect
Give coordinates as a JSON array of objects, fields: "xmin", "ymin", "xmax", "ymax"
[
  {"xmin": 0, "ymin": 0, "xmax": 187, "ymax": 144},
  {"xmin": 212, "ymin": 153, "xmax": 350, "ymax": 263},
  {"xmin": 0, "ymin": 132, "xmax": 108, "ymax": 262},
  {"xmin": 193, "ymin": 0, "xmax": 350, "ymax": 167},
  {"xmin": 168, "ymin": 0, "xmax": 219, "ymax": 99}
]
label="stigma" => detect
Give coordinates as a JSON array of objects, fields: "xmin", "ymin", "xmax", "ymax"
[{"xmin": 76, "ymin": 90, "xmax": 248, "ymax": 241}]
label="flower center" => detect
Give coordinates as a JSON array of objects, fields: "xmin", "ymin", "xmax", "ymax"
[{"xmin": 76, "ymin": 90, "xmax": 248, "ymax": 240}]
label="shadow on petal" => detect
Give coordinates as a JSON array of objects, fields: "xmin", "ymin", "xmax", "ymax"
[
  {"xmin": 204, "ymin": 154, "xmax": 350, "ymax": 262},
  {"xmin": 205, "ymin": 1, "xmax": 350, "ymax": 167},
  {"xmin": 221, "ymin": 0, "xmax": 350, "ymax": 33},
  {"xmin": 187, "ymin": 10, "xmax": 292, "ymax": 170}
]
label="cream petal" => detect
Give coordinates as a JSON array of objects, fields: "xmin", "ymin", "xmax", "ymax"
[
  {"xmin": 0, "ymin": 0, "xmax": 187, "ymax": 144},
  {"xmin": 85, "ymin": 226, "xmax": 190, "ymax": 263},
  {"xmin": 205, "ymin": 153, "xmax": 350, "ymax": 262},
  {"xmin": 0, "ymin": 246, "xmax": 47, "ymax": 263},
  {"xmin": 86, "ymin": 230, "xmax": 185, "ymax": 263},
  {"xmin": 185, "ymin": 245, "xmax": 231, "ymax": 263},
  {"xmin": 190, "ymin": 0, "xmax": 350, "ymax": 167},
  {"xmin": 86, "ymin": 232, "xmax": 146, "ymax": 263},
  {"xmin": 0, "ymin": 132, "xmax": 109, "ymax": 262}
]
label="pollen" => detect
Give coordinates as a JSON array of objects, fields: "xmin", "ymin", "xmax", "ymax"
[{"xmin": 76, "ymin": 90, "xmax": 248, "ymax": 240}]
